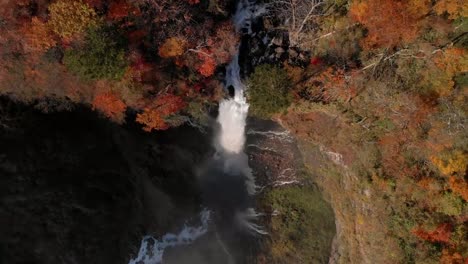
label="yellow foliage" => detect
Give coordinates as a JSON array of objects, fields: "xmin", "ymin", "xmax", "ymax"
[
  {"xmin": 431, "ymin": 150, "xmax": 467, "ymax": 176},
  {"xmin": 47, "ymin": 0, "xmax": 98, "ymax": 38},
  {"xmin": 349, "ymin": 1, "xmax": 368, "ymax": 23},
  {"xmin": 434, "ymin": 0, "xmax": 468, "ymax": 20},
  {"xmin": 158, "ymin": 37, "xmax": 186, "ymax": 58}
]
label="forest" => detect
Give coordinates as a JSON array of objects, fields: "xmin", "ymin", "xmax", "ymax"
[{"xmin": 0, "ymin": 0, "xmax": 467, "ymax": 263}]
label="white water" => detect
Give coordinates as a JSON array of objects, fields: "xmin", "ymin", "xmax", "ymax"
[
  {"xmin": 128, "ymin": 209, "xmax": 210, "ymax": 264},
  {"xmin": 217, "ymin": 0, "xmax": 267, "ymax": 236}
]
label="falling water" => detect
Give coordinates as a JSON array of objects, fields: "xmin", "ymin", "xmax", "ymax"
[
  {"xmin": 216, "ymin": 0, "xmax": 266, "ymax": 235},
  {"xmin": 128, "ymin": 1, "xmax": 265, "ymax": 263}
]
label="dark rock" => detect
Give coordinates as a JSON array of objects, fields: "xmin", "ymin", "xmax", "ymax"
[{"xmin": 271, "ymin": 35, "xmax": 283, "ymax": 46}]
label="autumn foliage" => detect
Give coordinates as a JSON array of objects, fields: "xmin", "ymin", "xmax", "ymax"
[
  {"xmin": 20, "ymin": 17, "xmax": 56, "ymax": 54},
  {"xmin": 158, "ymin": 37, "xmax": 187, "ymax": 58},
  {"xmin": 349, "ymin": 0, "xmax": 429, "ymax": 48},
  {"xmin": 107, "ymin": 0, "xmax": 139, "ymax": 21},
  {"xmin": 92, "ymin": 91, "xmax": 127, "ymax": 123},
  {"xmin": 47, "ymin": 0, "xmax": 98, "ymax": 39},
  {"xmin": 136, "ymin": 94, "xmax": 185, "ymax": 132},
  {"xmin": 434, "ymin": 0, "xmax": 468, "ymax": 19},
  {"xmin": 412, "ymin": 223, "xmax": 452, "ymax": 244},
  {"xmin": 196, "ymin": 51, "xmax": 217, "ymax": 77}
]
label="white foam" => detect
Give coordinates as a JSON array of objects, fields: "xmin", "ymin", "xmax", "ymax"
[{"xmin": 128, "ymin": 210, "xmax": 210, "ymax": 264}]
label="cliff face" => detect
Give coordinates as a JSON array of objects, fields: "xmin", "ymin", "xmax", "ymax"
[
  {"xmin": 246, "ymin": 117, "xmax": 336, "ymax": 264},
  {"xmin": 279, "ymin": 107, "xmax": 403, "ymax": 264}
]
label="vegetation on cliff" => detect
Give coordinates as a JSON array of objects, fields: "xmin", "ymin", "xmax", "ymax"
[{"xmin": 262, "ymin": 0, "xmax": 467, "ymax": 263}]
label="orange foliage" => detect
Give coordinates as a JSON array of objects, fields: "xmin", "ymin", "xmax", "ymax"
[
  {"xmin": 419, "ymin": 47, "xmax": 468, "ymax": 97},
  {"xmin": 197, "ymin": 50, "xmax": 217, "ymax": 77},
  {"xmin": 92, "ymin": 92, "xmax": 127, "ymax": 123},
  {"xmin": 136, "ymin": 94, "xmax": 185, "ymax": 131},
  {"xmin": 311, "ymin": 67, "xmax": 358, "ymax": 102},
  {"xmin": 434, "ymin": 0, "xmax": 468, "ymax": 20},
  {"xmin": 412, "ymin": 223, "xmax": 452, "ymax": 244},
  {"xmin": 440, "ymin": 249, "xmax": 465, "ymax": 264},
  {"xmin": 349, "ymin": 0, "xmax": 429, "ymax": 48},
  {"xmin": 158, "ymin": 37, "xmax": 186, "ymax": 58},
  {"xmin": 20, "ymin": 17, "xmax": 56, "ymax": 57},
  {"xmin": 431, "ymin": 150, "xmax": 467, "ymax": 177},
  {"xmin": 449, "ymin": 176, "xmax": 468, "ymax": 201},
  {"xmin": 434, "ymin": 47, "xmax": 468, "ymax": 71}
]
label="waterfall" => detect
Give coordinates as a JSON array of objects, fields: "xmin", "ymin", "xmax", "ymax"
[
  {"xmin": 217, "ymin": 0, "xmax": 266, "ymax": 235},
  {"xmin": 128, "ymin": 1, "xmax": 265, "ymax": 263}
]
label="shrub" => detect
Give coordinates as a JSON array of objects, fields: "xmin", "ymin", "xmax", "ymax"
[
  {"xmin": 246, "ymin": 64, "xmax": 292, "ymax": 118},
  {"xmin": 63, "ymin": 27, "xmax": 127, "ymax": 80}
]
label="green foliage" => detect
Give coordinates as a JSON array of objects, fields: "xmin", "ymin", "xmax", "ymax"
[
  {"xmin": 261, "ymin": 185, "xmax": 335, "ymax": 264},
  {"xmin": 63, "ymin": 27, "xmax": 127, "ymax": 80},
  {"xmin": 246, "ymin": 64, "xmax": 292, "ymax": 118}
]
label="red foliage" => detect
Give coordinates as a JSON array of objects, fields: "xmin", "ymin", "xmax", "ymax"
[
  {"xmin": 310, "ymin": 57, "xmax": 322, "ymax": 65},
  {"xmin": 412, "ymin": 223, "xmax": 453, "ymax": 244},
  {"xmin": 107, "ymin": 0, "xmax": 139, "ymax": 21},
  {"xmin": 136, "ymin": 94, "xmax": 185, "ymax": 131},
  {"xmin": 197, "ymin": 50, "xmax": 217, "ymax": 77},
  {"xmin": 92, "ymin": 92, "xmax": 127, "ymax": 123}
]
